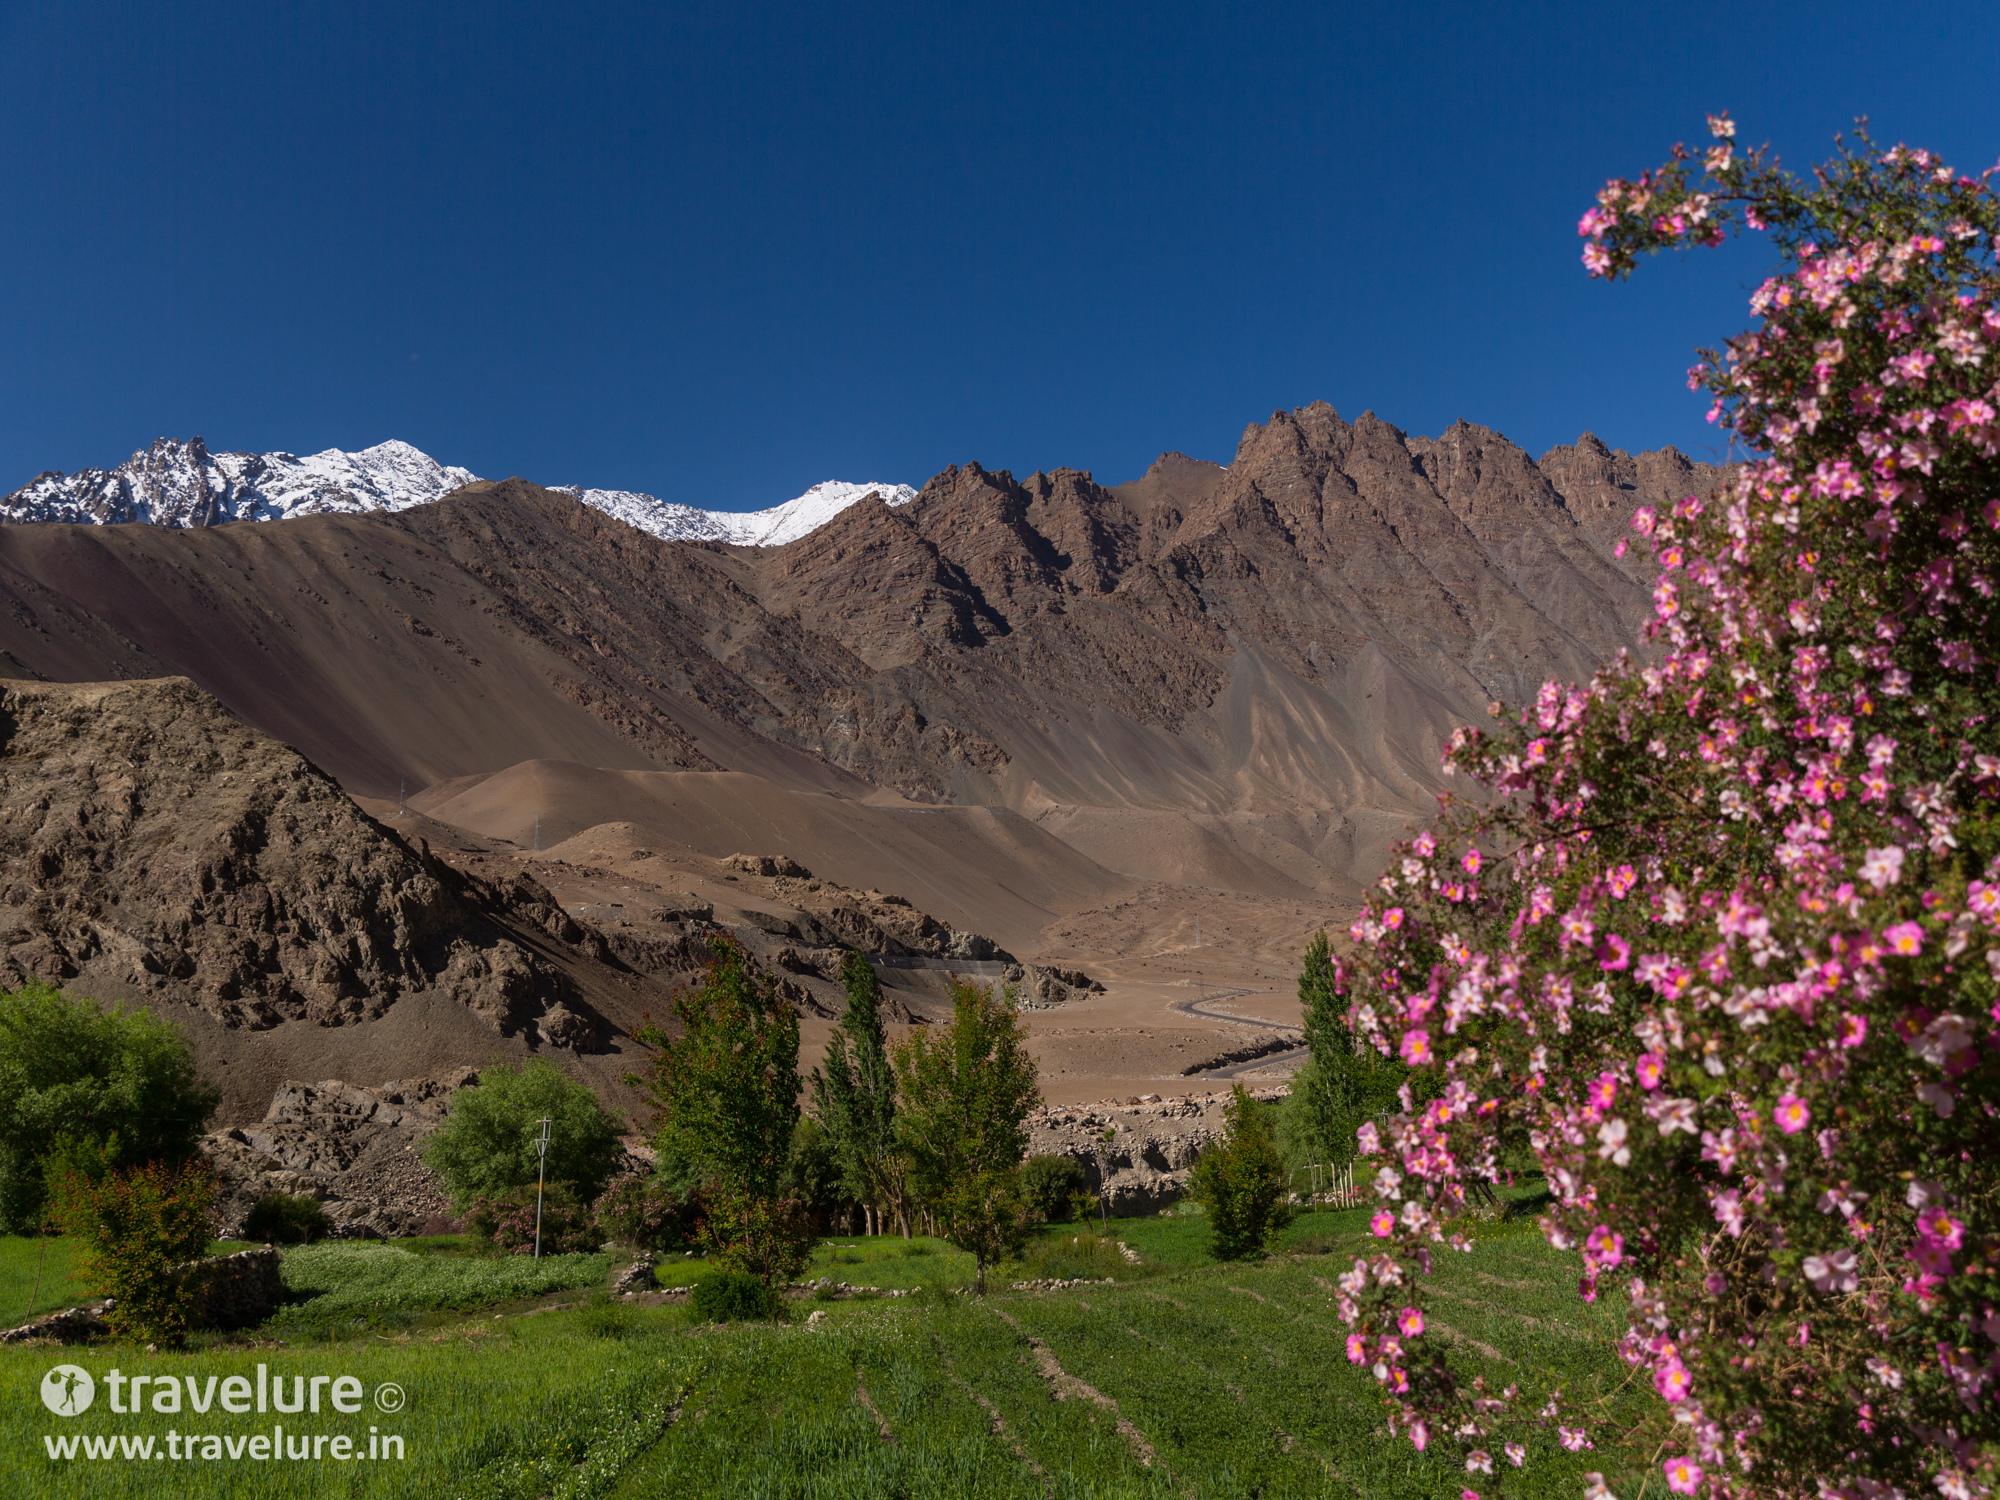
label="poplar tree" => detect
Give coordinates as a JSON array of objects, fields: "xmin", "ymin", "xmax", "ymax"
[
  {"xmin": 808, "ymin": 951, "xmax": 903, "ymax": 1234},
  {"xmin": 1289, "ymin": 929, "xmax": 1405, "ymax": 1170}
]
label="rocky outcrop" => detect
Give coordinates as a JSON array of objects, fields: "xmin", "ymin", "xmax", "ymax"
[
  {"xmin": 0, "ymin": 678, "xmax": 615, "ymax": 1045},
  {"xmin": 204, "ymin": 1072, "xmax": 470, "ymax": 1239},
  {"xmin": 1003, "ymin": 963, "xmax": 1104, "ymax": 1010},
  {"xmin": 1023, "ymin": 1086, "xmax": 1290, "ymax": 1215},
  {"xmin": 1536, "ymin": 432, "xmax": 1734, "ymax": 548}
]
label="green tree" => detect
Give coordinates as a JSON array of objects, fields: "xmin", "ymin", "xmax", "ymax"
[
  {"xmin": 49, "ymin": 1148, "xmax": 216, "ymax": 1347},
  {"xmin": 781, "ymin": 1115, "xmax": 846, "ymax": 1231},
  {"xmin": 632, "ymin": 938, "xmax": 809, "ymax": 1283},
  {"xmin": 945, "ymin": 1168, "xmax": 1032, "ymax": 1295},
  {"xmin": 1188, "ymin": 1084, "xmax": 1295, "ymax": 1261},
  {"xmin": 0, "ymin": 983, "xmax": 220, "ymax": 1234},
  {"xmin": 1288, "ymin": 930, "xmax": 1405, "ymax": 1172},
  {"xmin": 893, "ymin": 976, "xmax": 1041, "ymax": 1289},
  {"xmin": 420, "ymin": 1058, "xmax": 624, "ymax": 1210},
  {"xmin": 807, "ymin": 952, "xmax": 902, "ymax": 1234}
]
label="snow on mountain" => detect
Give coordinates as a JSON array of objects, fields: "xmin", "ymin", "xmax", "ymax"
[
  {"xmin": 2, "ymin": 438, "xmax": 914, "ymax": 547},
  {"xmin": 556, "ymin": 478, "xmax": 917, "ymax": 547},
  {"xmin": 0, "ymin": 437, "xmax": 476, "ymax": 528}
]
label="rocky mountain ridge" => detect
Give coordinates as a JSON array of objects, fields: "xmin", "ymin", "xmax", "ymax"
[{"xmin": 0, "ymin": 403, "xmax": 1729, "ymax": 903}]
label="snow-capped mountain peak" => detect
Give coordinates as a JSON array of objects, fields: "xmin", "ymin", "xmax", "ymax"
[
  {"xmin": 2, "ymin": 438, "xmax": 913, "ymax": 547},
  {"xmin": 0, "ymin": 436, "xmax": 476, "ymax": 528},
  {"xmin": 555, "ymin": 478, "xmax": 916, "ymax": 547}
]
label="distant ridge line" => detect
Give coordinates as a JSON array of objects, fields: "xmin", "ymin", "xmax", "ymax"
[{"xmin": 0, "ymin": 435, "xmax": 914, "ymax": 549}]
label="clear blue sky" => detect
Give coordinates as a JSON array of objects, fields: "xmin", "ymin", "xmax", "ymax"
[{"xmin": 0, "ymin": 1, "xmax": 1992, "ymax": 509}]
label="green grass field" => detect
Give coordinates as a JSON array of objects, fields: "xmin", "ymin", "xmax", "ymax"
[{"xmin": 0, "ymin": 1207, "xmax": 1648, "ymax": 1497}]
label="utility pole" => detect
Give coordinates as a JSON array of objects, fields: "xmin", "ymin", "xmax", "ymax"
[
  {"xmin": 532, "ymin": 1118, "xmax": 553, "ymax": 1260},
  {"xmin": 534, "ymin": 815, "xmax": 541, "ymax": 853},
  {"xmin": 1195, "ymin": 914, "xmax": 1200, "ymax": 948},
  {"xmin": 398, "ymin": 777, "xmax": 407, "ymax": 818}
]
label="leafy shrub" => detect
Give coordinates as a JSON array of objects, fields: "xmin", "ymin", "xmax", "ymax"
[
  {"xmin": 48, "ymin": 1149, "xmax": 216, "ymax": 1346},
  {"xmin": 576, "ymin": 1291, "xmax": 632, "ymax": 1339},
  {"xmin": 1282, "ymin": 1232, "xmax": 1339, "ymax": 1257},
  {"xmin": 271, "ymin": 1242, "xmax": 611, "ymax": 1327},
  {"xmin": 592, "ymin": 1168, "xmax": 692, "ymax": 1252},
  {"xmin": 1011, "ymin": 1230, "xmax": 1132, "ymax": 1283},
  {"xmin": 1018, "ymin": 1153, "xmax": 1086, "ymax": 1224},
  {"xmin": 0, "ymin": 984, "xmax": 219, "ymax": 1233},
  {"xmin": 689, "ymin": 1267, "xmax": 782, "ymax": 1322},
  {"xmin": 242, "ymin": 1191, "xmax": 333, "ymax": 1245},
  {"xmin": 1334, "ymin": 116, "xmax": 2000, "ymax": 1496},
  {"xmin": 467, "ymin": 1182, "xmax": 599, "ymax": 1255},
  {"xmin": 420, "ymin": 1058, "xmax": 625, "ymax": 1210},
  {"xmin": 1187, "ymin": 1084, "xmax": 1295, "ymax": 1261}
]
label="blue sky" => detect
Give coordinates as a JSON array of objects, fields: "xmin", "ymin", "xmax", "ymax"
[{"xmin": 0, "ymin": 1, "xmax": 1992, "ymax": 509}]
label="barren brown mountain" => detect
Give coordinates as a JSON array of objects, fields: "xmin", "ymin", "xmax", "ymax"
[{"xmin": 0, "ymin": 403, "xmax": 1727, "ymax": 1153}]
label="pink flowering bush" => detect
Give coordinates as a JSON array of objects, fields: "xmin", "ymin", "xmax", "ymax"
[{"xmin": 1334, "ymin": 119, "xmax": 1999, "ymax": 1499}]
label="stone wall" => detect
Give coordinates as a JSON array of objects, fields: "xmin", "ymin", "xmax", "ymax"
[{"xmin": 188, "ymin": 1247, "xmax": 284, "ymax": 1329}]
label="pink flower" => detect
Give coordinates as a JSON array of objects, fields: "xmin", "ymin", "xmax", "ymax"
[
  {"xmin": 1608, "ymin": 864, "xmax": 1637, "ymax": 898},
  {"xmin": 1883, "ymin": 920, "xmax": 1925, "ymax": 956},
  {"xmin": 1558, "ymin": 1427, "xmax": 1592, "ymax": 1452},
  {"xmin": 1370, "ymin": 1210, "xmax": 1394, "ymax": 1238},
  {"xmin": 1399, "ymin": 1029, "xmax": 1432, "ymax": 1066},
  {"xmin": 1909, "ymin": 1237, "xmax": 1955, "ymax": 1277},
  {"xmin": 1586, "ymin": 1072, "xmax": 1617, "ymax": 1113},
  {"xmin": 1399, "ymin": 1306, "xmax": 1425, "ymax": 1337},
  {"xmin": 1804, "ymin": 1248, "xmax": 1859, "ymax": 1293},
  {"xmin": 1597, "ymin": 934, "xmax": 1631, "ymax": 971},
  {"xmin": 1461, "ymin": 849, "xmax": 1482, "ymax": 876},
  {"xmin": 1584, "ymin": 1224, "xmax": 1624, "ymax": 1268},
  {"xmin": 1837, "ymin": 1013, "xmax": 1869, "ymax": 1048},
  {"xmin": 1345, "ymin": 1333, "xmax": 1366, "ymax": 1363},
  {"xmin": 1654, "ymin": 1359, "xmax": 1693, "ymax": 1402},
  {"xmin": 1774, "ymin": 1094, "xmax": 1811, "ymax": 1134},
  {"xmin": 1636, "ymin": 1052, "xmax": 1665, "ymax": 1090},
  {"xmin": 1408, "ymin": 1421, "xmax": 1429, "ymax": 1452},
  {"xmin": 1859, "ymin": 845, "xmax": 1905, "ymax": 891},
  {"xmin": 1383, "ymin": 908, "xmax": 1405, "ymax": 930},
  {"xmin": 1578, "ymin": 206, "xmax": 1614, "ymax": 238},
  {"xmin": 1663, "ymin": 1457, "xmax": 1705, "ymax": 1495},
  {"xmin": 1917, "ymin": 1207, "xmax": 1964, "ymax": 1250}
]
